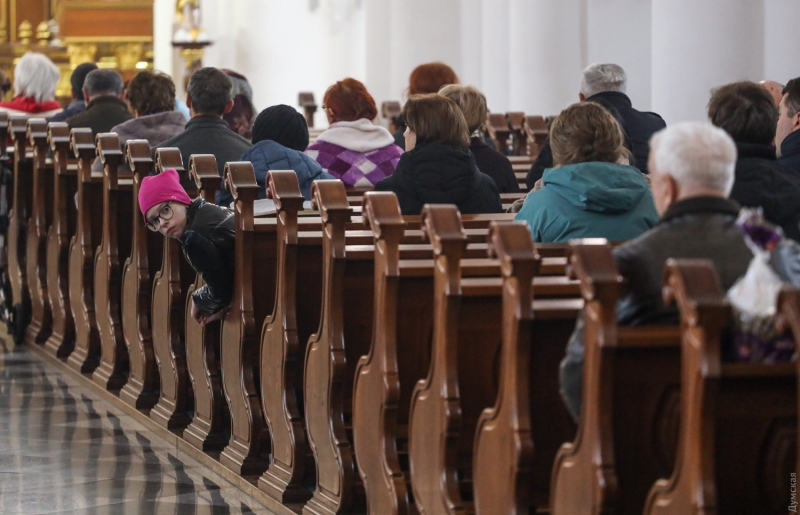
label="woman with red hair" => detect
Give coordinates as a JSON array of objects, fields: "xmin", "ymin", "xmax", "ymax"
[{"xmin": 305, "ymin": 78, "xmax": 403, "ymax": 188}]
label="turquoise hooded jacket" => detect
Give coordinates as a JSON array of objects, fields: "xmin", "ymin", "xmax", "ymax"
[{"xmin": 514, "ymin": 162, "xmax": 658, "ymax": 243}]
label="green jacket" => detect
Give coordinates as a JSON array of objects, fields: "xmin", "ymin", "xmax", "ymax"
[{"xmin": 514, "ymin": 162, "xmax": 658, "ymax": 243}]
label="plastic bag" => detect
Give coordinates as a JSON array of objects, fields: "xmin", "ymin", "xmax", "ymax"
[{"xmin": 726, "ymin": 209, "xmax": 795, "ymax": 363}]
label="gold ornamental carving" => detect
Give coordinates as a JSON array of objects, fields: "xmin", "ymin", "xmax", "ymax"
[
  {"xmin": 114, "ymin": 42, "xmax": 144, "ymax": 71},
  {"xmin": 67, "ymin": 43, "xmax": 97, "ymax": 69},
  {"xmin": 18, "ymin": 20, "xmax": 32, "ymax": 45},
  {"xmin": 36, "ymin": 21, "xmax": 50, "ymax": 45}
]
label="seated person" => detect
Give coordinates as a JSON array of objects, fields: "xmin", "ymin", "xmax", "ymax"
[
  {"xmin": 240, "ymin": 104, "xmax": 334, "ymax": 204},
  {"xmin": 393, "ymin": 62, "xmax": 460, "ymax": 149},
  {"xmin": 708, "ymin": 81, "xmax": 800, "ymax": 242},
  {"xmin": 559, "ymin": 122, "xmax": 754, "ymax": 421},
  {"xmin": 49, "ymin": 62, "xmax": 97, "ymax": 122},
  {"xmin": 439, "ymin": 84, "xmax": 520, "ymax": 193},
  {"xmin": 0, "ymin": 52, "xmax": 61, "ymax": 117},
  {"xmin": 775, "ymin": 78, "xmax": 800, "ymax": 176},
  {"xmin": 305, "ymin": 78, "xmax": 402, "ymax": 188},
  {"xmin": 138, "ymin": 169, "xmax": 233, "ymax": 325},
  {"xmin": 222, "ymin": 69, "xmax": 256, "ymax": 140},
  {"xmin": 66, "ymin": 69, "xmax": 133, "ymax": 135},
  {"xmin": 514, "ymin": 102, "xmax": 657, "ymax": 242},
  {"xmin": 375, "ymin": 94, "xmax": 502, "ymax": 215}
]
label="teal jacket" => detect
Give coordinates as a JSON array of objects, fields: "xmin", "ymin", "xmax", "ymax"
[{"xmin": 514, "ymin": 162, "xmax": 658, "ymax": 243}]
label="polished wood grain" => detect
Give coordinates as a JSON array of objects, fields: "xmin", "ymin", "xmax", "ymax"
[{"xmin": 7, "ymin": 116, "xmax": 32, "ymax": 342}]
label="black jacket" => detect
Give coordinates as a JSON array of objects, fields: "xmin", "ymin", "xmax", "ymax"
[
  {"xmin": 779, "ymin": 129, "xmax": 800, "ymax": 177},
  {"xmin": 375, "ymin": 142, "xmax": 503, "ymax": 215},
  {"xmin": 66, "ymin": 96, "xmax": 133, "ymax": 136},
  {"xmin": 729, "ymin": 142, "xmax": 800, "ymax": 242},
  {"xmin": 180, "ymin": 198, "xmax": 236, "ymax": 314},
  {"xmin": 469, "ymin": 137, "xmax": 520, "ymax": 193},
  {"xmin": 526, "ymin": 91, "xmax": 665, "ymax": 188},
  {"xmin": 155, "ymin": 116, "xmax": 252, "ymax": 194}
]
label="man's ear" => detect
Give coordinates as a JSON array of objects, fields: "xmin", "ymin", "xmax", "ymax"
[
  {"xmin": 578, "ymin": 93, "xmax": 586, "ymax": 102},
  {"xmin": 793, "ymin": 110, "xmax": 800, "ymax": 130},
  {"xmin": 82, "ymin": 87, "xmax": 90, "ymax": 103},
  {"xmin": 223, "ymin": 98, "xmax": 234, "ymax": 114}
]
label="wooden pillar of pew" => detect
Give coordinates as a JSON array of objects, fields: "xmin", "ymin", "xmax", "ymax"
[
  {"xmin": 92, "ymin": 133, "xmax": 133, "ymax": 391},
  {"xmin": 258, "ymin": 170, "xmax": 316, "ymax": 502},
  {"xmin": 299, "ymin": 92, "xmax": 318, "ymax": 128},
  {"xmin": 487, "ymin": 113, "xmax": 511, "ymax": 155},
  {"xmin": 119, "ymin": 140, "xmax": 163, "ymax": 411},
  {"xmin": 644, "ymin": 261, "xmax": 797, "ymax": 514},
  {"xmin": 7, "ymin": 116, "xmax": 32, "ymax": 342},
  {"xmin": 507, "ymin": 112, "xmax": 527, "ymax": 156},
  {"xmin": 182, "ymin": 154, "xmax": 230, "ymax": 452},
  {"xmin": 44, "ymin": 122, "xmax": 77, "ymax": 359},
  {"xmin": 24, "ymin": 118, "xmax": 54, "ymax": 345},
  {"xmin": 67, "ymin": 128, "xmax": 103, "ymax": 374},
  {"xmin": 149, "ymin": 148, "xmax": 195, "ymax": 433},
  {"xmin": 219, "ymin": 161, "xmax": 271, "ymax": 477},
  {"xmin": 777, "ymin": 287, "xmax": 800, "ymax": 485}
]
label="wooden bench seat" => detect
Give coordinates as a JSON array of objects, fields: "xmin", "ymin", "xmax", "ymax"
[{"xmin": 7, "ymin": 116, "xmax": 32, "ymax": 344}]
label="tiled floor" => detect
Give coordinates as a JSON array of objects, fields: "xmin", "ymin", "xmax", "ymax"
[{"xmin": 0, "ymin": 337, "xmax": 275, "ymax": 515}]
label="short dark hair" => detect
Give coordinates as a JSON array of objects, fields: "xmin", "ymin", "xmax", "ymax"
[
  {"xmin": 83, "ymin": 68, "xmax": 124, "ymax": 97},
  {"xmin": 187, "ymin": 67, "xmax": 233, "ymax": 116},
  {"xmin": 71, "ymin": 62, "xmax": 98, "ymax": 100},
  {"xmin": 708, "ymin": 81, "xmax": 778, "ymax": 145},
  {"xmin": 782, "ymin": 78, "xmax": 800, "ymax": 118},
  {"xmin": 403, "ymin": 94, "xmax": 470, "ymax": 148},
  {"xmin": 126, "ymin": 71, "xmax": 176, "ymax": 116}
]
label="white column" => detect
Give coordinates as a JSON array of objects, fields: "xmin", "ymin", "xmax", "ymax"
[
  {"xmin": 364, "ymin": 0, "xmax": 394, "ymax": 106},
  {"xmin": 152, "ymin": 0, "xmax": 174, "ymax": 77},
  {"xmin": 585, "ymin": 0, "xmax": 652, "ymax": 110},
  {"xmin": 458, "ymin": 0, "xmax": 483, "ymax": 90},
  {"xmin": 651, "ymin": 0, "xmax": 765, "ymax": 124},
  {"xmin": 764, "ymin": 0, "xmax": 800, "ymax": 85},
  {"xmin": 480, "ymin": 0, "xmax": 510, "ymax": 113}
]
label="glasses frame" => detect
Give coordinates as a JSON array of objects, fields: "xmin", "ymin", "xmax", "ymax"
[{"xmin": 145, "ymin": 202, "xmax": 175, "ymax": 232}]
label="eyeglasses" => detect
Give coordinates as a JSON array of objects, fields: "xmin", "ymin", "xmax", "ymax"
[
  {"xmin": 145, "ymin": 202, "xmax": 174, "ymax": 232},
  {"xmin": 322, "ymin": 105, "xmax": 330, "ymax": 110}
]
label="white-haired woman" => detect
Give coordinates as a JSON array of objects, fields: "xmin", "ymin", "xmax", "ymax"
[{"xmin": 0, "ymin": 52, "xmax": 62, "ymax": 117}]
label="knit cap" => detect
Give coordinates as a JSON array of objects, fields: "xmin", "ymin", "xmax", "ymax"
[
  {"xmin": 138, "ymin": 169, "xmax": 192, "ymax": 222},
  {"xmin": 252, "ymin": 104, "xmax": 309, "ymax": 151}
]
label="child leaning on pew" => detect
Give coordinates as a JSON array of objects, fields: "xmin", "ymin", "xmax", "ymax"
[{"xmin": 139, "ymin": 168, "xmax": 235, "ymax": 326}]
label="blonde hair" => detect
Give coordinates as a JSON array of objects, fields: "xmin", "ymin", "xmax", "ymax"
[
  {"xmin": 13, "ymin": 52, "xmax": 60, "ymax": 103},
  {"xmin": 403, "ymin": 94, "xmax": 470, "ymax": 148},
  {"xmin": 549, "ymin": 102, "xmax": 631, "ymax": 166},
  {"xmin": 438, "ymin": 84, "xmax": 488, "ymax": 134}
]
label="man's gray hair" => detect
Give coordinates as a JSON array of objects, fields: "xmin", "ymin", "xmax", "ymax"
[
  {"xmin": 650, "ymin": 122, "xmax": 737, "ymax": 196},
  {"xmin": 83, "ymin": 68, "xmax": 124, "ymax": 97},
  {"xmin": 580, "ymin": 63, "xmax": 627, "ymax": 98},
  {"xmin": 13, "ymin": 52, "xmax": 60, "ymax": 103}
]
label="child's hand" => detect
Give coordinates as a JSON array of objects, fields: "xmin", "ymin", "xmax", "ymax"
[
  {"xmin": 202, "ymin": 309, "xmax": 226, "ymax": 325},
  {"xmin": 191, "ymin": 301, "xmax": 205, "ymax": 325}
]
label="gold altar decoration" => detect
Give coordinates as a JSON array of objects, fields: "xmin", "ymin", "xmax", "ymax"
[
  {"xmin": 36, "ymin": 21, "xmax": 50, "ymax": 45},
  {"xmin": 18, "ymin": 21, "xmax": 32, "ymax": 45}
]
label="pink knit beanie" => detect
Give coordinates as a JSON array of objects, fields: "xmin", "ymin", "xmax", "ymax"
[{"xmin": 138, "ymin": 169, "xmax": 193, "ymax": 222}]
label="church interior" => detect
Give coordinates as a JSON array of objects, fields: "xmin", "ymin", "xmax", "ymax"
[{"xmin": 0, "ymin": 1, "xmax": 798, "ymax": 514}]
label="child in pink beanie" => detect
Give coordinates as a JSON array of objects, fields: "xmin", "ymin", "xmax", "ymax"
[{"xmin": 139, "ymin": 168, "xmax": 235, "ymax": 325}]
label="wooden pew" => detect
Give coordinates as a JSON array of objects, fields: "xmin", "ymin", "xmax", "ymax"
[
  {"xmin": 67, "ymin": 128, "xmax": 103, "ymax": 374},
  {"xmin": 471, "ymin": 222, "xmax": 581, "ymax": 513},
  {"xmin": 24, "ymin": 118, "xmax": 53, "ymax": 346},
  {"xmin": 507, "ymin": 111, "xmax": 527, "ymax": 156},
  {"xmin": 299, "ymin": 92, "xmax": 318, "ymax": 128},
  {"xmin": 92, "ymin": 133, "xmax": 133, "ymax": 391},
  {"xmin": 382, "ymin": 101, "xmax": 402, "ymax": 134},
  {"xmin": 777, "ymin": 286, "xmax": 800, "ymax": 489},
  {"xmin": 0, "ymin": 111, "xmax": 11, "ymax": 331},
  {"xmin": 44, "ymin": 122, "xmax": 77, "ymax": 359},
  {"xmin": 182, "ymin": 154, "xmax": 231, "ymax": 453},
  {"xmin": 643, "ymin": 260, "xmax": 797, "ymax": 515},
  {"xmin": 6, "ymin": 115, "xmax": 32, "ymax": 343},
  {"xmin": 550, "ymin": 241, "xmax": 682, "ymax": 515},
  {"xmin": 487, "ymin": 113, "xmax": 511, "ymax": 155},
  {"xmin": 219, "ymin": 161, "xmax": 273, "ymax": 477},
  {"xmin": 525, "ymin": 115, "xmax": 549, "ymax": 158},
  {"xmin": 119, "ymin": 140, "xmax": 163, "ymax": 411},
  {"xmin": 149, "ymin": 148, "xmax": 195, "ymax": 433}
]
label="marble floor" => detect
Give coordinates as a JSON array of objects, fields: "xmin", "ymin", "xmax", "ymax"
[{"xmin": 0, "ymin": 338, "xmax": 275, "ymax": 515}]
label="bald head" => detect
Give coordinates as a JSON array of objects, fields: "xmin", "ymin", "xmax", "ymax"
[{"xmin": 759, "ymin": 80, "xmax": 785, "ymax": 106}]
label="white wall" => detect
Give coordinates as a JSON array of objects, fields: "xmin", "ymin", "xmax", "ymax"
[{"xmin": 156, "ymin": 0, "xmax": 798, "ymax": 126}]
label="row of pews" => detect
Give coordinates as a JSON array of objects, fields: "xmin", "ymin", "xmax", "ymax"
[{"xmin": 2, "ymin": 110, "xmax": 796, "ymax": 515}]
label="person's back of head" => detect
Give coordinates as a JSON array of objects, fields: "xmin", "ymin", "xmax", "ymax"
[
  {"xmin": 83, "ymin": 68, "xmax": 124, "ymax": 100},
  {"xmin": 403, "ymin": 94, "xmax": 470, "ymax": 149},
  {"xmin": 649, "ymin": 122, "xmax": 736, "ymax": 214},
  {"xmin": 579, "ymin": 63, "xmax": 627, "ymax": 99},
  {"xmin": 408, "ymin": 62, "xmax": 459, "ymax": 95},
  {"xmin": 708, "ymin": 81, "xmax": 777, "ymax": 146},
  {"xmin": 776, "ymin": 78, "xmax": 800, "ymax": 155},
  {"xmin": 127, "ymin": 70, "xmax": 176, "ymax": 116},
  {"xmin": 186, "ymin": 67, "xmax": 233, "ymax": 117},
  {"xmin": 71, "ymin": 62, "xmax": 98, "ymax": 102},
  {"xmin": 550, "ymin": 102, "xmax": 631, "ymax": 166},
  {"xmin": 251, "ymin": 104, "xmax": 309, "ymax": 151},
  {"xmin": 323, "ymin": 78, "xmax": 377, "ymax": 123},
  {"xmin": 13, "ymin": 52, "xmax": 60, "ymax": 103},
  {"xmin": 438, "ymin": 84, "xmax": 487, "ymax": 134}
]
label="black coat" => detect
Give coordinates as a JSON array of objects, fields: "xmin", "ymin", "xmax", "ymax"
[
  {"xmin": 66, "ymin": 96, "xmax": 133, "ymax": 136},
  {"xmin": 526, "ymin": 91, "xmax": 665, "ymax": 188},
  {"xmin": 469, "ymin": 137, "xmax": 520, "ymax": 193},
  {"xmin": 374, "ymin": 142, "xmax": 503, "ymax": 215},
  {"xmin": 778, "ymin": 129, "xmax": 800, "ymax": 177},
  {"xmin": 156, "ymin": 116, "xmax": 252, "ymax": 194},
  {"xmin": 730, "ymin": 142, "xmax": 800, "ymax": 242},
  {"xmin": 179, "ymin": 198, "xmax": 236, "ymax": 314}
]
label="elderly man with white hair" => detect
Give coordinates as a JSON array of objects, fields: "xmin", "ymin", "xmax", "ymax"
[
  {"xmin": 0, "ymin": 52, "xmax": 62, "ymax": 117},
  {"xmin": 559, "ymin": 122, "xmax": 754, "ymax": 422},
  {"xmin": 527, "ymin": 62, "xmax": 666, "ymax": 188}
]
